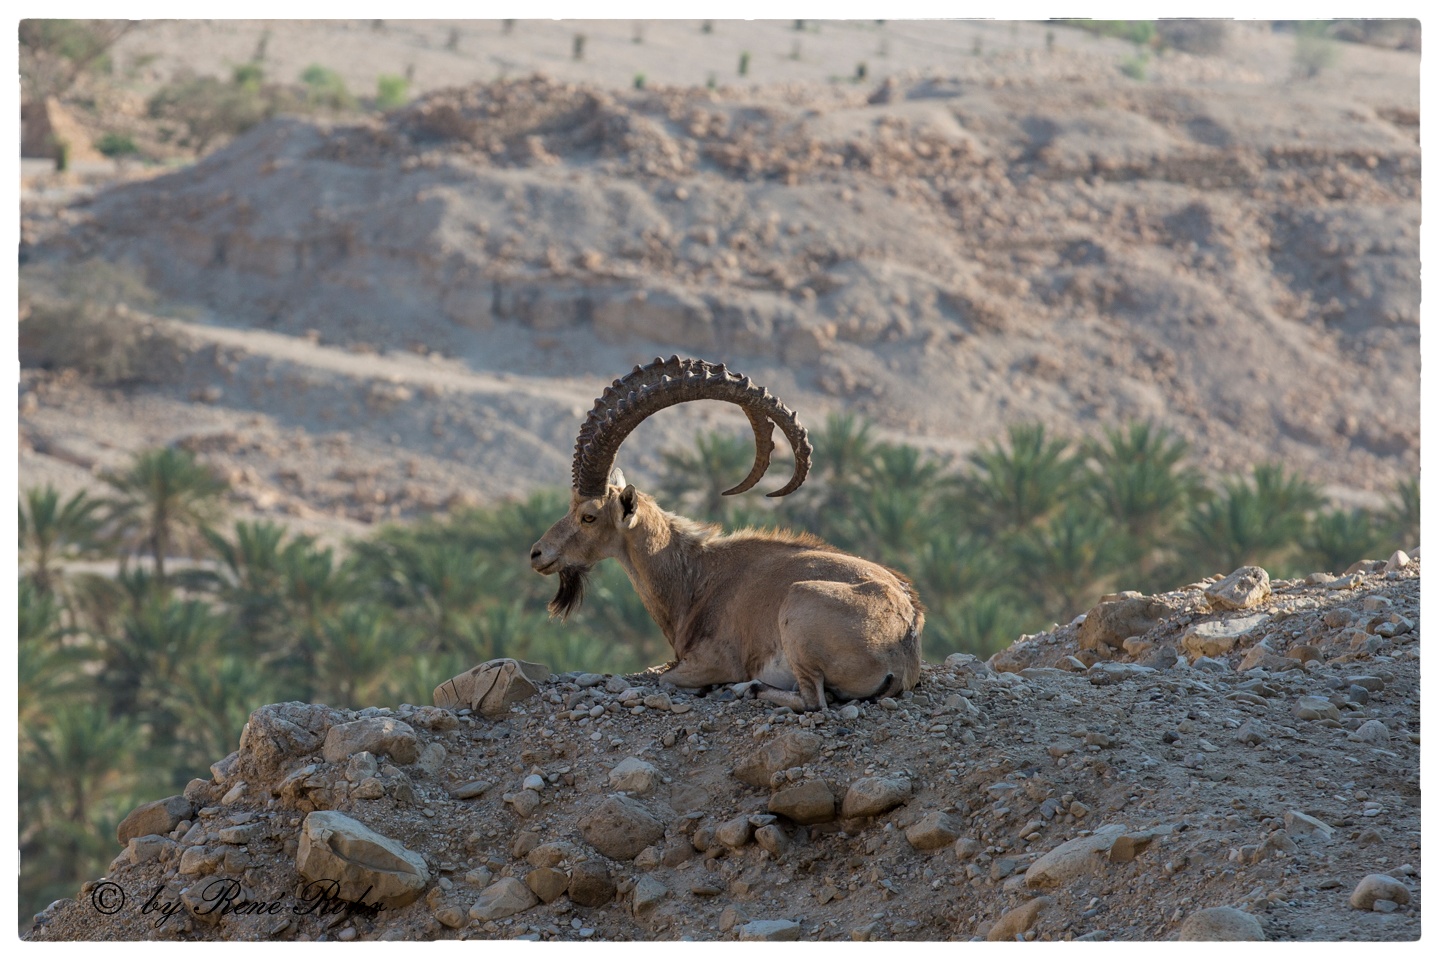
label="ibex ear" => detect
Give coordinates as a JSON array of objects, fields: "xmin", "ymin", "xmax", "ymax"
[
  {"xmin": 619, "ymin": 484, "xmax": 640, "ymax": 529},
  {"xmin": 609, "ymin": 466, "xmax": 627, "ymax": 489}
]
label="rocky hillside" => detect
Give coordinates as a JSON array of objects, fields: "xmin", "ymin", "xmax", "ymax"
[
  {"xmin": 26, "ymin": 555, "xmax": 1420, "ymax": 942},
  {"xmin": 22, "ymin": 24, "xmax": 1419, "ymax": 531}
]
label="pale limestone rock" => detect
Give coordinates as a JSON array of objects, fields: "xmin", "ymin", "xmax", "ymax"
[{"xmin": 295, "ymin": 810, "xmax": 429, "ymax": 908}]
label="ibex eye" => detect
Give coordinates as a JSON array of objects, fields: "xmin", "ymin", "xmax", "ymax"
[{"xmin": 581, "ymin": 514, "xmax": 596, "ymax": 524}]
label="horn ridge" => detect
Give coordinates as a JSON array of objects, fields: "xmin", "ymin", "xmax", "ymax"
[{"xmin": 571, "ymin": 358, "xmax": 811, "ymax": 499}]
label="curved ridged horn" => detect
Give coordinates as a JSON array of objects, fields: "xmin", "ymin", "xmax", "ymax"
[{"xmin": 572, "ymin": 356, "xmax": 812, "ymax": 500}]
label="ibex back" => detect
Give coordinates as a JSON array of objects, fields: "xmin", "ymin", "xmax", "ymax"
[{"xmin": 531, "ymin": 356, "xmax": 922, "ymax": 711}]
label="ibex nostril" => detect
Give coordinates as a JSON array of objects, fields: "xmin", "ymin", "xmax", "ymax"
[{"xmin": 530, "ymin": 547, "xmax": 542, "ymax": 560}]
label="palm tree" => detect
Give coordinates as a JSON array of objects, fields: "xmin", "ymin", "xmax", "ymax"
[
  {"xmin": 1084, "ymin": 422, "xmax": 1200, "ymax": 540},
  {"xmin": 1178, "ymin": 463, "xmax": 1322, "ymax": 578},
  {"xmin": 657, "ymin": 429, "xmax": 762, "ymax": 523},
  {"xmin": 1385, "ymin": 476, "xmax": 1419, "ymax": 549},
  {"xmin": 961, "ymin": 423, "xmax": 1082, "ymax": 534},
  {"xmin": 19, "ymin": 484, "xmax": 108, "ymax": 596},
  {"xmin": 1011, "ymin": 504, "xmax": 1125, "ymax": 620},
  {"xmin": 1301, "ymin": 508, "xmax": 1388, "ymax": 575},
  {"xmin": 20, "ymin": 701, "xmax": 146, "ymax": 926},
  {"xmin": 305, "ymin": 605, "xmax": 412, "ymax": 709},
  {"xmin": 18, "ymin": 579, "xmax": 79, "ymax": 729},
  {"xmin": 101, "ymin": 446, "xmax": 228, "ymax": 582},
  {"xmin": 925, "ymin": 592, "xmax": 1031, "ymax": 661},
  {"xmin": 100, "ymin": 593, "xmax": 231, "ymax": 721},
  {"xmin": 170, "ymin": 653, "xmax": 284, "ymax": 778}
]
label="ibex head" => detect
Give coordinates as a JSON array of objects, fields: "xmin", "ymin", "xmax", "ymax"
[{"xmin": 530, "ymin": 356, "xmax": 813, "ymax": 618}]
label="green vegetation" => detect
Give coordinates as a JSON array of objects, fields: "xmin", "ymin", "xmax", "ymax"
[
  {"xmin": 16, "ymin": 421, "xmax": 1415, "ymax": 925},
  {"xmin": 375, "ymin": 73, "xmax": 409, "ymax": 110},
  {"xmin": 95, "ymin": 131, "xmax": 138, "ymax": 158},
  {"xmin": 1293, "ymin": 21, "xmax": 1340, "ymax": 77},
  {"xmin": 299, "ymin": 64, "xmax": 355, "ymax": 111}
]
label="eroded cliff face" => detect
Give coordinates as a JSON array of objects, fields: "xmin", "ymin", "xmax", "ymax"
[
  {"xmin": 47, "ymin": 55, "xmax": 1417, "ymax": 500},
  {"xmin": 28, "ymin": 558, "xmax": 1420, "ymax": 942}
]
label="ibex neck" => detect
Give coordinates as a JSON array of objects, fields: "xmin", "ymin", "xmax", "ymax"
[{"xmin": 616, "ymin": 500, "xmax": 712, "ymax": 643}]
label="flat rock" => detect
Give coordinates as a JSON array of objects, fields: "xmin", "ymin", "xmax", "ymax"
[
  {"xmin": 768, "ymin": 780, "xmax": 836, "ymax": 824},
  {"xmin": 608, "ymin": 757, "xmax": 660, "ymax": 795},
  {"xmin": 737, "ymin": 919, "xmax": 802, "ymax": 941},
  {"xmin": 1350, "ymin": 874, "xmax": 1411, "ymax": 910},
  {"xmin": 295, "ymin": 810, "xmax": 429, "ymax": 908},
  {"xmin": 1181, "ymin": 615, "xmax": 1269, "ymax": 659},
  {"xmin": 631, "ymin": 875, "xmax": 668, "ymax": 914},
  {"xmin": 840, "ymin": 776, "xmax": 913, "ymax": 819},
  {"xmin": 434, "ymin": 657, "xmax": 548, "ymax": 717},
  {"xmin": 987, "ymin": 896, "xmax": 1053, "ymax": 941},
  {"xmin": 1025, "ymin": 824, "xmax": 1127, "ymax": 889},
  {"xmin": 468, "ymin": 877, "xmax": 539, "ymax": 921},
  {"xmin": 1205, "ymin": 566, "xmax": 1272, "ymax": 610},
  {"xmin": 322, "ymin": 717, "xmax": 421, "ymax": 765},
  {"xmin": 733, "ymin": 731, "xmax": 823, "ymax": 788},
  {"xmin": 1178, "ymin": 906, "xmax": 1266, "ymax": 940},
  {"xmin": 1077, "ymin": 596, "xmax": 1173, "ymax": 652},
  {"xmin": 1292, "ymin": 696, "xmax": 1342, "ymax": 722},
  {"xmin": 1283, "ymin": 810, "xmax": 1334, "ymax": 840},
  {"xmin": 578, "ymin": 794, "xmax": 666, "ymax": 860},
  {"xmin": 1086, "ymin": 662, "xmax": 1157, "ymax": 685},
  {"xmin": 117, "ymin": 795, "xmax": 194, "ymax": 845}
]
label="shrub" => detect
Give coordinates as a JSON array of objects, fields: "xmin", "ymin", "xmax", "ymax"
[
  {"xmin": 299, "ymin": 64, "xmax": 355, "ymax": 110},
  {"xmin": 1156, "ymin": 19, "xmax": 1228, "ymax": 55},
  {"xmin": 375, "ymin": 73, "xmax": 408, "ymax": 110},
  {"xmin": 1293, "ymin": 21, "xmax": 1340, "ymax": 77},
  {"xmin": 18, "ymin": 260, "xmax": 176, "ymax": 384},
  {"xmin": 147, "ymin": 72, "xmax": 271, "ymax": 152},
  {"xmin": 95, "ymin": 131, "xmax": 138, "ymax": 158}
]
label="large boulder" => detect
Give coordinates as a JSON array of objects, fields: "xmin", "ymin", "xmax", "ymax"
[
  {"xmin": 295, "ymin": 811, "xmax": 429, "ymax": 908},
  {"xmin": 578, "ymin": 795, "xmax": 667, "ymax": 860},
  {"xmin": 1077, "ymin": 596, "xmax": 1173, "ymax": 653}
]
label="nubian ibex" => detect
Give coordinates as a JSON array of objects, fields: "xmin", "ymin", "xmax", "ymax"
[{"xmin": 530, "ymin": 356, "xmax": 922, "ymax": 711}]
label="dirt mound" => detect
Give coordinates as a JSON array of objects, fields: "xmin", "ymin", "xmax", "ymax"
[
  {"xmin": 44, "ymin": 50, "xmax": 1417, "ymax": 501},
  {"xmin": 25, "ymin": 558, "xmax": 1420, "ymax": 942}
]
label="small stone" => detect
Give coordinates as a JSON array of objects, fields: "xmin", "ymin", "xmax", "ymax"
[
  {"xmin": 117, "ymin": 796, "xmax": 195, "ymax": 845},
  {"xmin": 840, "ymin": 776, "xmax": 912, "ymax": 819},
  {"xmin": 755, "ymin": 824, "xmax": 791, "ymax": 857},
  {"xmin": 1349, "ymin": 720, "xmax": 1391, "ymax": 744},
  {"xmin": 716, "ymin": 815, "xmax": 754, "ymax": 848},
  {"xmin": 737, "ymin": 919, "xmax": 801, "ymax": 941},
  {"xmin": 525, "ymin": 867, "xmax": 569, "ymax": 904},
  {"xmin": 905, "ymin": 811, "xmax": 962, "ymax": 851},
  {"xmin": 608, "ymin": 757, "xmax": 660, "ymax": 795},
  {"xmin": 1292, "ymin": 697, "xmax": 1341, "ymax": 722},
  {"xmin": 1383, "ymin": 550, "xmax": 1411, "ymax": 572},
  {"xmin": 567, "ymin": 860, "xmax": 615, "ymax": 907},
  {"xmin": 987, "ymin": 896, "xmax": 1053, "ymax": 941},
  {"xmin": 768, "ymin": 780, "xmax": 835, "ymax": 824},
  {"xmin": 468, "ymin": 877, "xmax": 539, "ymax": 921},
  {"xmin": 1283, "ymin": 810, "xmax": 1334, "ymax": 840},
  {"xmin": 1177, "ymin": 906, "xmax": 1266, "ymax": 940},
  {"xmin": 450, "ymin": 779, "xmax": 491, "ymax": 800},
  {"xmin": 1349, "ymin": 874, "xmax": 1411, "ymax": 910},
  {"xmin": 631, "ymin": 875, "xmax": 668, "ymax": 914},
  {"xmin": 322, "ymin": 717, "xmax": 421, "ymax": 765},
  {"xmin": 1205, "ymin": 566, "xmax": 1272, "ymax": 610}
]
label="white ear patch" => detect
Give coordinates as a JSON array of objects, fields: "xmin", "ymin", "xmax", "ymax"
[{"xmin": 624, "ymin": 512, "xmax": 639, "ymax": 530}]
